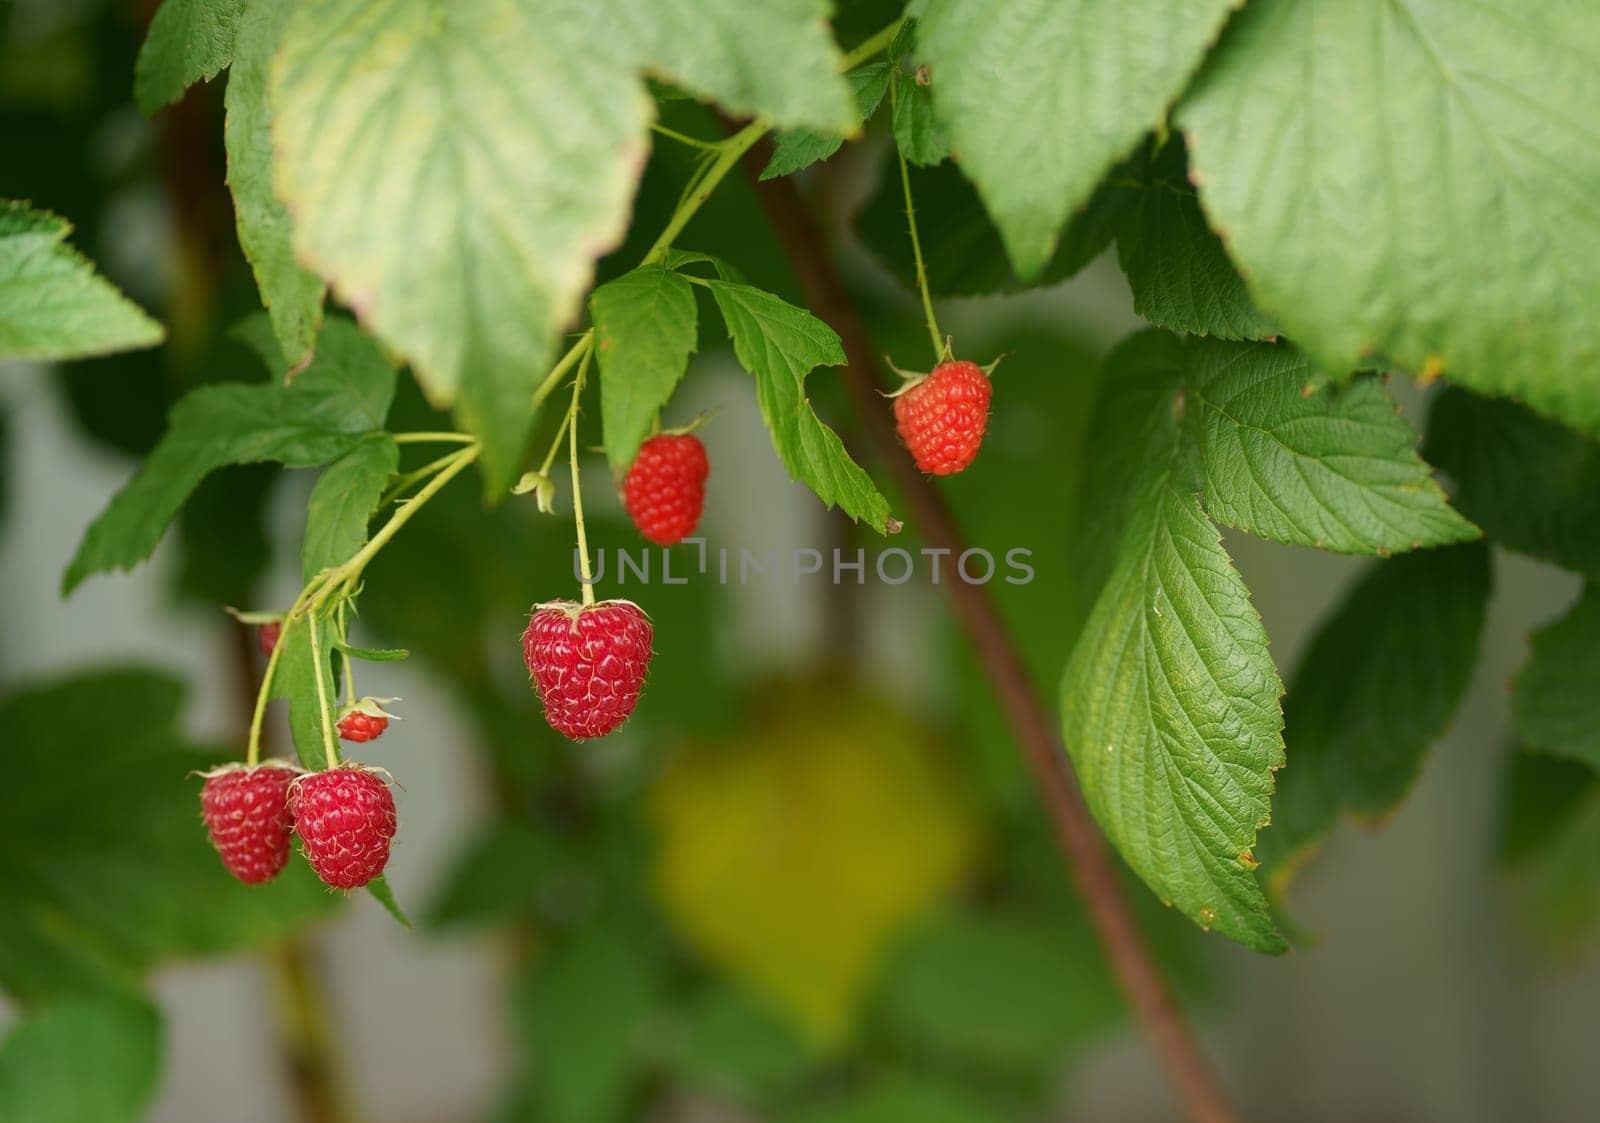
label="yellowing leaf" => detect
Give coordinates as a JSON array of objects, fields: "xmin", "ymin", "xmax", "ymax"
[{"xmin": 651, "ymin": 680, "xmax": 980, "ymax": 1043}]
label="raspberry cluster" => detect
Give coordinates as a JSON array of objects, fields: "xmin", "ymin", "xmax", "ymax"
[{"xmin": 200, "ymin": 762, "xmax": 396, "ymax": 890}]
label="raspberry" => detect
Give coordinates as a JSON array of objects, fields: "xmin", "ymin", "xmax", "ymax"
[
  {"xmin": 523, "ymin": 599, "xmax": 653, "ymax": 739},
  {"xmin": 337, "ymin": 710, "xmax": 388, "ymax": 742},
  {"xmin": 892, "ymin": 359, "xmax": 992, "ymax": 476},
  {"xmin": 200, "ymin": 763, "xmax": 299, "ymax": 885},
  {"xmin": 290, "ymin": 765, "xmax": 398, "ymax": 889},
  {"xmin": 623, "ymin": 434, "xmax": 709, "ymax": 546},
  {"xmin": 258, "ymin": 621, "xmax": 281, "ymax": 657}
]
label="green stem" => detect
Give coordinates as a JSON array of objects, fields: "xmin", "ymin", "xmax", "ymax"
[
  {"xmin": 247, "ymin": 614, "xmax": 291, "ymax": 767},
  {"xmin": 391, "ymin": 431, "xmax": 474, "ymax": 445},
  {"xmin": 891, "ymin": 71, "xmax": 943, "ymax": 361},
  {"xmin": 643, "ymin": 118, "xmax": 770, "ymax": 264},
  {"xmin": 337, "ymin": 600, "xmax": 354, "ymax": 705},
  {"xmin": 311, "ymin": 444, "xmax": 481, "ymax": 612},
  {"xmin": 308, "ymin": 611, "xmax": 340, "ymax": 770},
  {"xmin": 532, "ymin": 333, "xmax": 593, "ymax": 414},
  {"xmin": 567, "ymin": 349, "xmax": 597, "ymax": 607},
  {"xmin": 378, "ymin": 449, "xmax": 462, "ymax": 509},
  {"xmin": 841, "ymin": 18, "xmax": 905, "ymax": 70},
  {"xmin": 650, "ymin": 122, "xmax": 719, "ymax": 150}
]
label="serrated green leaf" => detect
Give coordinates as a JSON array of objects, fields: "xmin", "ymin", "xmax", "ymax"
[
  {"xmin": 0, "ymin": 203, "xmax": 163, "ymax": 361},
  {"xmin": 705, "ymin": 280, "xmax": 894, "ymax": 531},
  {"xmin": 762, "ymin": 62, "xmax": 891, "ymax": 180},
  {"xmin": 1424, "ymin": 388, "xmax": 1600, "ymax": 579},
  {"xmin": 271, "ymin": 0, "xmax": 852, "ymax": 492},
  {"xmin": 334, "ymin": 642, "xmax": 409, "ymax": 663},
  {"xmin": 590, "ymin": 265, "xmax": 698, "ymax": 469},
  {"xmin": 856, "ymin": 159, "xmax": 1115, "ymax": 297},
  {"xmin": 1259, "ymin": 542, "xmax": 1492, "ymax": 884},
  {"xmin": 0, "ymin": 993, "xmax": 161, "ymax": 1123},
  {"xmin": 224, "ymin": 0, "xmax": 324, "ymax": 368},
  {"xmin": 64, "ymin": 317, "xmax": 394, "ymax": 593},
  {"xmin": 620, "ymin": 0, "xmax": 854, "ymax": 132},
  {"xmin": 1179, "ymin": 0, "xmax": 1600, "ymax": 436},
  {"xmin": 1062, "ymin": 334, "xmax": 1285, "ymax": 951},
  {"xmin": 133, "ymin": 0, "xmax": 244, "ymax": 114},
  {"xmin": 271, "ymin": 0, "xmax": 650, "ymax": 492},
  {"xmin": 1110, "ymin": 139, "xmax": 1274, "ymax": 341},
  {"xmin": 914, "ymin": 0, "xmax": 1237, "ymax": 276},
  {"xmin": 890, "ymin": 73, "xmax": 949, "ymax": 167},
  {"xmin": 301, "ymin": 436, "xmax": 397, "ymax": 581},
  {"xmin": 270, "ymin": 612, "xmax": 341, "ymax": 768},
  {"xmin": 1181, "ymin": 341, "xmax": 1479, "ymax": 555},
  {"xmin": 0, "ymin": 669, "xmax": 338, "ymax": 999},
  {"xmin": 365, "ymin": 877, "xmax": 411, "ymax": 928},
  {"xmin": 1062, "ymin": 475, "xmax": 1286, "ymax": 951},
  {"xmin": 1514, "ymin": 586, "xmax": 1600, "ymax": 772}
]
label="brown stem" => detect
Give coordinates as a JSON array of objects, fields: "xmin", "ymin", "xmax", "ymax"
[{"xmin": 735, "ymin": 143, "xmax": 1241, "ymax": 1123}]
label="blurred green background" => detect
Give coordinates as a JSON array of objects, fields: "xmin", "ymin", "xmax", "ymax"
[{"xmin": 2, "ymin": 1, "xmax": 1598, "ymax": 1121}]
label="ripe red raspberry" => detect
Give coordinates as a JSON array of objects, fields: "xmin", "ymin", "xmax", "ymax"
[
  {"xmin": 893, "ymin": 359, "xmax": 992, "ymax": 476},
  {"xmin": 337, "ymin": 710, "xmax": 388, "ymax": 742},
  {"xmin": 523, "ymin": 599, "xmax": 653, "ymax": 739},
  {"xmin": 623, "ymin": 434, "xmax": 709, "ymax": 546},
  {"xmin": 258, "ymin": 621, "xmax": 281, "ymax": 657},
  {"xmin": 200, "ymin": 763, "xmax": 298, "ymax": 885},
  {"xmin": 290, "ymin": 765, "xmax": 397, "ymax": 889}
]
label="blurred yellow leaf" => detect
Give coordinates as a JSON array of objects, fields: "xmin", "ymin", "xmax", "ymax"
[{"xmin": 651, "ymin": 678, "xmax": 980, "ymax": 1045}]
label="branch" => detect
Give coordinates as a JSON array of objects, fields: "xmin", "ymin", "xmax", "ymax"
[{"xmin": 735, "ymin": 142, "xmax": 1242, "ymax": 1123}]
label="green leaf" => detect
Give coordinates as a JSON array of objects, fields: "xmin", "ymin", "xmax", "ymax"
[
  {"xmin": 1258, "ymin": 542, "xmax": 1492, "ymax": 884},
  {"xmin": 1514, "ymin": 586, "xmax": 1600, "ymax": 772},
  {"xmin": 269, "ymin": 613, "xmax": 341, "ymax": 768},
  {"xmin": 334, "ymin": 642, "xmax": 409, "ymax": 663},
  {"xmin": 0, "ymin": 669, "xmax": 338, "ymax": 999},
  {"xmin": 622, "ymin": 0, "xmax": 854, "ymax": 130},
  {"xmin": 513, "ymin": 924, "xmax": 662, "ymax": 1123},
  {"xmin": 0, "ymin": 203, "xmax": 163, "ymax": 361},
  {"xmin": 1109, "ymin": 139, "xmax": 1274, "ymax": 341},
  {"xmin": 0, "ymin": 994, "xmax": 161, "ymax": 1123},
  {"xmin": 1501, "ymin": 750, "xmax": 1599, "ymax": 867},
  {"xmin": 705, "ymin": 280, "xmax": 894, "ymax": 532},
  {"xmin": 365, "ymin": 877, "xmax": 412, "ymax": 929},
  {"xmin": 1181, "ymin": 341, "xmax": 1479, "ymax": 555},
  {"xmin": 856, "ymin": 159, "xmax": 1115, "ymax": 297},
  {"xmin": 891, "ymin": 72, "xmax": 950, "ymax": 168},
  {"xmin": 876, "ymin": 908, "xmax": 1119, "ymax": 1074},
  {"xmin": 914, "ymin": 0, "xmax": 1237, "ymax": 276},
  {"xmin": 1178, "ymin": 0, "xmax": 1600, "ymax": 437},
  {"xmin": 271, "ymin": 0, "xmax": 852, "ymax": 491},
  {"xmin": 1062, "ymin": 334, "xmax": 1285, "ymax": 952},
  {"xmin": 64, "ymin": 317, "xmax": 394, "ymax": 592},
  {"xmin": 133, "ymin": 0, "xmax": 244, "ymax": 114},
  {"xmin": 590, "ymin": 265, "xmax": 698, "ymax": 469},
  {"xmin": 1424, "ymin": 388, "xmax": 1600, "ymax": 579},
  {"xmin": 762, "ymin": 62, "xmax": 891, "ymax": 180},
  {"xmin": 301, "ymin": 436, "xmax": 398, "ymax": 580},
  {"xmin": 795, "ymin": 1073, "xmax": 1004, "ymax": 1123},
  {"xmin": 224, "ymin": 0, "xmax": 325, "ymax": 368}
]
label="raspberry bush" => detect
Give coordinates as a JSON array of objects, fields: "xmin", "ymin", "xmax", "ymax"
[{"xmin": 4, "ymin": 1, "xmax": 1600, "ymax": 1121}]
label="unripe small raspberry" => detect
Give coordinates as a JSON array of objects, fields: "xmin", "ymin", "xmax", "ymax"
[
  {"xmin": 290, "ymin": 765, "xmax": 398, "ymax": 889},
  {"xmin": 893, "ymin": 359, "xmax": 992, "ymax": 476},
  {"xmin": 523, "ymin": 599, "xmax": 653, "ymax": 739},
  {"xmin": 200, "ymin": 763, "xmax": 299, "ymax": 884},
  {"xmin": 337, "ymin": 710, "xmax": 387, "ymax": 742},
  {"xmin": 623, "ymin": 434, "xmax": 709, "ymax": 546}
]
